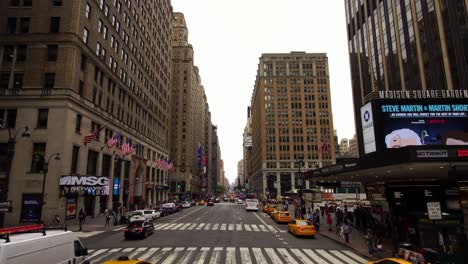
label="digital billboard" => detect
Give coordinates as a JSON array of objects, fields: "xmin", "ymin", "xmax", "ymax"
[
  {"xmin": 361, "ymin": 102, "xmax": 376, "ymax": 154},
  {"xmin": 373, "ymin": 99, "xmax": 468, "ymax": 150}
]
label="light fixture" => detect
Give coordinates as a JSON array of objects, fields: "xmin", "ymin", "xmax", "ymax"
[
  {"xmin": 409, "ymin": 168, "xmax": 414, "ymax": 170},
  {"xmin": 22, "ymin": 126, "xmax": 31, "ymax": 137},
  {"xmin": 439, "ymin": 166, "xmax": 444, "ymax": 169}
]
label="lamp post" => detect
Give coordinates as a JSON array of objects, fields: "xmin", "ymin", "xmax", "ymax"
[
  {"xmin": 0, "ymin": 124, "xmax": 31, "ymax": 227},
  {"xmin": 295, "ymin": 157, "xmax": 304, "ymax": 220},
  {"xmin": 39, "ymin": 153, "xmax": 60, "ymax": 223}
]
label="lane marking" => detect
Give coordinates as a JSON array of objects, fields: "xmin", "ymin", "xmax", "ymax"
[
  {"xmin": 195, "ymin": 223, "xmax": 206, "ymax": 230},
  {"xmin": 259, "ymin": 224, "xmax": 268, "ymax": 232},
  {"xmin": 291, "ymin": 248, "xmax": 314, "ymax": 264},
  {"xmin": 226, "ymin": 247, "xmax": 236, "ymax": 264},
  {"xmin": 316, "ymin": 249, "xmax": 344, "ymax": 264},
  {"xmin": 170, "ymin": 223, "xmax": 184, "ymax": 230},
  {"xmin": 204, "ymin": 223, "xmax": 212, "ymax": 230},
  {"xmin": 113, "ymin": 226, "xmax": 126, "ymax": 231},
  {"xmin": 330, "ymin": 250, "xmax": 360, "ymax": 264},
  {"xmin": 240, "ymin": 247, "xmax": 253, "ymax": 264},
  {"xmin": 277, "ymin": 248, "xmax": 299, "ymax": 264},
  {"xmin": 302, "ymin": 249, "xmax": 328, "ymax": 264},
  {"xmin": 161, "ymin": 248, "xmax": 184, "ymax": 264},
  {"xmin": 212, "ymin": 223, "xmax": 219, "ymax": 230},
  {"xmin": 178, "ymin": 249, "xmax": 196, "ymax": 264},
  {"xmin": 265, "ymin": 248, "xmax": 283, "ymax": 264},
  {"xmin": 251, "ymin": 224, "xmax": 260, "ymax": 232},
  {"xmin": 220, "ymin": 223, "xmax": 227, "ymax": 230},
  {"xmin": 128, "ymin": 247, "xmax": 147, "ymax": 259},
  {"xmin": 342, "ymin": 250, "xmax": 369, "ymax": 263},
  {"xmin": 169, "ymin": 206, "xmax": 205, "ymax": 223},
  {"xmin": 236, "ymin": 224, "xmax": 243, "ymax": 231},
  {"xmin": 252, "ymin": 247, "xmax": 268, "ymax": 264},
  {"xmin": 138, "ymin": 247, "xmax": 159, "ymax": 260},
  {"xmin": 210, "ymin": 248, "xmax": 222, "ymax": 264}
]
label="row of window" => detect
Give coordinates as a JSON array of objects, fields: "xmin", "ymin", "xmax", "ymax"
[
  {"xmin": 8, "ymin": 0, "xmax": 62, "ymax": 7},
  {"xmin": 6, "ymin": 16, "xmax": 61, "ymax": 34}
]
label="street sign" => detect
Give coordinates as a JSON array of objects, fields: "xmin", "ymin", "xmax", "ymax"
[
  {"xmin": 0, "ymin": 200, "xmax": 12, "ymax": 213},
  {"xmin": 427, "ymin": 202, "xmax": 442, "ymax": 220}
]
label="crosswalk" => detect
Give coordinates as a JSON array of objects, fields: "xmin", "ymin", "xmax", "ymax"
[
  {"xmin": 153, "ymin": 222, "xmax": 285, "ymax": 233},
  {"xmin": 87, "ymin": 246, "xmax": 369, "ymax": 264}
]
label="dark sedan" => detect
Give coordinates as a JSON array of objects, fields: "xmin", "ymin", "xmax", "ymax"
[{"xmin": 124, "ymin": 220, "xmax": 154, "ymax": 239}]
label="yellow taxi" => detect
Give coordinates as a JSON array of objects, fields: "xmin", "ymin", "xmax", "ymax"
[
  {"xmin": 198, "ymin": 200, "xmax": 206, "ymax": 206},
  {"xmin": 102, "ymin": 256, "xmax": 154, "ymax": 264},
  {"xmin": 274, "ymin": 211, "xmax": 292, "ymax": 223},
  {"xmin": 287, "ymin": 219, "xmax": 316, "ymax": 237},
  {"xmin": 270, "ymin": 209, "xmax": 280, "ymax": 219},
  {"xmin": 263, "ymin": 204, "xmax": 277, "ymax": 214},
  {"xmin": 366, "ymin": 258, "xmax": 412, "ymax": 264}
]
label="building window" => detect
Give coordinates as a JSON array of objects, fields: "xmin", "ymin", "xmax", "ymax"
[
  {"xmin": 7, "ymin": 18, "xmax": 16, "ymax": 34},
  {"xmin": 98, "ymin": 19, "xmax": 102, "ymax": 33},
  {"xmin": 13, "ymin": 73, "xmax": 23, "ymax": 89},
  {"xmin": 102, "ymin": 154, "xmax": 111, "ymax": 177},
  {"xmin": 70, "ymin": 145, "xmax": 79, "ymax": 174},
  {"xmin": 80, "ymin": 54, "xmax": 87, "ymax": 71},
  {"xmin": 86, "ymin": 150, "xmax": 98, "ymax": 175},
  {"xmin": 44, "ymin": 73, "xmax": 55, "ymax": 88},
  {"xmin": 17, "ymin": 45, "xmax": 27, "ymax": 61},
  {"xmin": 96, "ymin": 42, "xmax": 101, "ymax": 56},
  {"xmin": 85, "ymin": 3, "xmax": 91, "ymax": 19},
  {"xmin": 31, "ymin": 143, "xmax": 46, "ymax": 173},
  {"xmin": 19, "ymin": 17, "xmax": 30, "ymax": 33},
  {"xmin": 50, "ymin": 17, "xmax": 60, "ymax": 32},
  {"xmin": 52, "ymin": 0, "xmax": 62, "ymax": 6},
  {"xmin": 75, "ymin": 114, "xmax": 82, "ymax": 133},
  {"xmin": 83, "ymin": 28, "xmax": 89, "ymax": 44},
  {"xmin": 78, "ymin": 81, "xmax": 84, "ymax": 97},
  {"xmin": 37, "ymin": 108, "xmax": 48, "ymax": 128},
  {"xmin": 103, "ymin": 26, "xmax": 108, "ymax": 39},
  {"xmin": 9, "ymin": 0, "xmax": 20, "ymax": 6},
  {"xmin": 0, "ymin": 109, "xmax": 17, "ymax": 128},
  {"xmin": 47, "ymin": 45, "xmax": 58, "ymax": 61}
]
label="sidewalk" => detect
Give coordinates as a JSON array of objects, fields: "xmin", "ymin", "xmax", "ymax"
[
  {"xmin": 65, "ymin": 214, "xmax": 124, "ymax": 232},
  {"xmin": 288, "ymin": 205, "xmax": 393, "ymax": 261}
]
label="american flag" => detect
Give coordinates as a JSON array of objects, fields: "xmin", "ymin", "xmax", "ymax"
[
  {"xmin": 121, "ymin": 140, "xmax": 131, "ymax": 155},
  {"xmin": 319, "ymin": 135, "xmax": 331, "ymax": 155},
  {"xmin": 84, "ymin": 127, "xmax": 103, "ymax": 144},
  {"xmin": 107, "ymin": 133, "xmax": 120, "ymax": 148}
]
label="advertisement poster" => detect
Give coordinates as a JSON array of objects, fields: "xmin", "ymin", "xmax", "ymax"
[
  {"xmin": 20, "ymin": 194, "xmax": 41, "ymax": 223},
  {"xmin": 66, "ymin": 197, "xmax": 77, "ymax": 220},
  {"xmin": 374, "ymin": 100, "xmax": 468, "ymax": 149},
  {"xmin": 361, "ymin": 102, "xmax": 377, "ymax": 154}
]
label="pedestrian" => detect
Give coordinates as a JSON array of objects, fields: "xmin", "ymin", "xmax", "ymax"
[
  {"xmin": 343, "ymin": 222, "xmax": 351, "ymax": 243},
  {"xmin": 53, "ymin": 214, "xmax": 60, "ymax": 226},
  {"xmin": 321, "ymin": 206, "xmax": 325, "ymax": 219},
  {"xmin": 365, "ymin": 228, "xmax": 375, "ymax": 256},
  {"xmin": 375, "ymin": 235, "xmax": 383, "ymax": 258},
  {"xmin": 105, "ymin": 210, "xmax": 111, "ymax": 227},
  {"xmin": 326, "ymin": 213, "xmax": 332, "ymax": 231},
  {"xmin": 314, "ymin": 215, "xmax": 320, "ymax": 231},
  {"xmin": 78, "ymin": 209, "xmax": 86, "ymax": 231}
]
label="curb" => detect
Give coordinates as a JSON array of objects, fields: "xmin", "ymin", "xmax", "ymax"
[{"xmin": 317, "ymin": 231, "xmax": 377, "ymax": 261}]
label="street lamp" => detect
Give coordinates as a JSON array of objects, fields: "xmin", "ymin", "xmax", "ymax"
[
  {"xmin": 295, "ymin": 157, "xmax": 305, "ymax": 220},
  {"xmin": 39, "ymin": 153, "xmax": 60, "ymax": 223},
  {"xmin": 0, "ymin": 124, "xmax": 31, "ymax": 227}
]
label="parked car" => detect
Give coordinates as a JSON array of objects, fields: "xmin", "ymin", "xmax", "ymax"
[
  {"xmin": 181, "ymin": 201, "xmax": 191, "ymax": 208},
  {"xmin": 190, "ymin": 200, "xmax": 197, "ymax": 206},
  {"xmin": 143, "ymin": 209, "xmax": 161, "ymax": 220},
  {"xmin": 129, "ymin": 211, "xmax": 147, "ymax": 222},
  {"xmin": 207, "ymin": 200, "xmax": 215, "ymax": 206},
  {"xmin": 236, "ymin": 199, "xmax": 244, "ymax": 204},
  {"xmin": 124, "ymin": 220, "xmax": 154, "ymax": 239},
  {"xmin": 214, "ymin": 198, "xmax": 220, "ymax": 203},
  {"xmin": 161, "ymin": 203, "xmax": 178, "ymax": 214},
  {"xmin": 198, "ymin": 200, "xmax": 206, "ymax": 206}
]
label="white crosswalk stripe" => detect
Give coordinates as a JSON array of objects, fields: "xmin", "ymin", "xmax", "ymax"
[
  {"xmin": 88, "ymin": 246, "xmax": 369, "ymax": 264},
  {"xmin": 153, "ymin": 222, "xmax": 282, "ymax": 233}
]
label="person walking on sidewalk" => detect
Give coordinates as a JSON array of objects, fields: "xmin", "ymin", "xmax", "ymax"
[
  {"xmin": 326, "ymin": 213, "xmax": 332, "ymax": 231},
  {"xmin": 365, "ymin": 228, "xmax": 375, "ymax": 257},
  {"xmin": 53, "ymin": 214, "xmax": 60, "ymax": 226},
  {"xmin": 104, "ymin": 209, "xmax": 111, "ymax": 227},
  {"xmin": 78, "ymin": 209, "xmax": 86, "ymax": 231},
  {"xmin": 343, "ymin": 222, "xmax": 351, "ymax": 243}
]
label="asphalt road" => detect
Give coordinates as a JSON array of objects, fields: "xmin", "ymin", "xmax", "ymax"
[{"xmin": 81, "ymin": 202, "xmax": 369, "ymax": 263}]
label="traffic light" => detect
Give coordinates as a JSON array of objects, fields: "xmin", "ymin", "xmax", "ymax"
[{"xmin": 177, "ymin": 181, "xmax": 181, "ymax": 189}]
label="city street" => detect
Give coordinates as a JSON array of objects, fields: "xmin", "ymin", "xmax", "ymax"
[{"xmin": 81, "ymin": 203, "xmax": 369, "ymax": 263}]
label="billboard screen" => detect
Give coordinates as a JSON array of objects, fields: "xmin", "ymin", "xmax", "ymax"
[
  {"xmin": 361, "ymin": 102, "xmax": 376, "ymax": 154},
  {"xmin": 373, "ymin": 99, "xmax": 468, "ymax": 149}
]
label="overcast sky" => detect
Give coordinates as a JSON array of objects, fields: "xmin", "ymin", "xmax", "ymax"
[{"xmin": 172, "ymin": 0, "xmax": 356, "ymax": 184}]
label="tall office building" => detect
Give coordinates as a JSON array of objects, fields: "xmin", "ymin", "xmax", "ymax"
[
  {"xmin": 170, "ymin": 13, "xmax": 212, "ymax": 199},
  {"xmin": 344, "ymin": 0, "xmax": 468, "ymax": 155},
  {"xmin": 242, "ymin": 107, "xmax": 253, "ymax": 190},
  {"xmin": 250, "ymin": 52, "xmax": 336, "ymax": 199},
  {"xmin": 0, "ymin": 0, "xmax": 173, "ymax": 226}
]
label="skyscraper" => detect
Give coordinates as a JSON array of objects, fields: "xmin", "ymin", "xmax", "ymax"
[
  {"xmin": 0, "ymin": 0, "xmax": 173, "ymax": 226},
  {"xmin": 250, "ymin": 52, "xmax": 336, "ymax": 200}
]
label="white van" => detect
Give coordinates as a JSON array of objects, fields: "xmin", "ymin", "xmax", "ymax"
[
  {"xmin": 245, "ymin": 199, "xmax": 259, "ymax": 211},
  {"xmin": 0, "ymin": 225, "xmax": 89, "ymax": 264}
]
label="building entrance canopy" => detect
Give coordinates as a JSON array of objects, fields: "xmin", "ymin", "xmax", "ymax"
[{"xmin": 304, "ymin": 145, "xmax": 468, "ymax": 184}]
